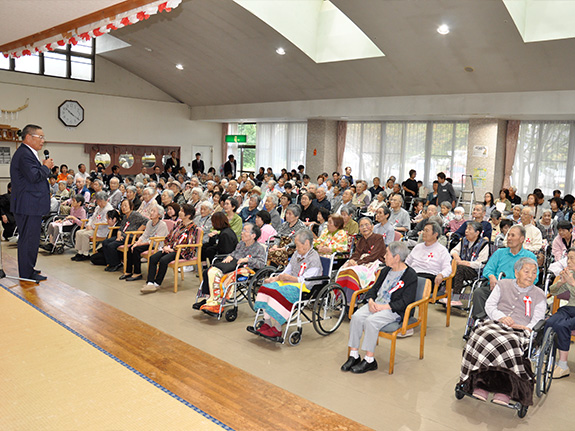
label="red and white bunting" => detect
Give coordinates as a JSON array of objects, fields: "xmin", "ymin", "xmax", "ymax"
[
  {"xmin": 298, "ymin": 263, "xmax": 307, "ymax": 277},
  {"xmin": 3, "ymin": 0, "xmax": 182, "ymax": 59},
  {"xmin": 523, "ymin": 295, "xmax": 532, "ymax": 317},
  {"xmin": 389, "ymin": 280, "xmax": 404, "ymax": 294}
]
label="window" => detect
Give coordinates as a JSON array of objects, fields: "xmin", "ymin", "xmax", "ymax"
[
  {"xmin": 141, "ymin": 154, "xmax": 156, "ymax": 168},
  {"xmin": 344, "ymin": 121, "xmax": 469, "ymax": 187},
  {"xmin": 255, "ymin": 123, "xmax": 307, "ymax": 174},
  {"xmin": 94, "ymin": 152, "xmax": 111, "ymax": 168},
  {"xmin": 119, "ymin": 154, "xmax": 134, "ymax": 169},
  {"xmin": 511, "ymin": 121, "xmax": 574, "ymax": 197},
  {"xmin": 2, "ymin": 39, "xmax": 95, "ymax": 81}
]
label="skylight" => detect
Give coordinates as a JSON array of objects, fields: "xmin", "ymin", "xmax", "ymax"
[
  {"xmin": 233, "ymin": 0, "xmax": 384, "ymax": 63},
  {"xmin": 503, "ymin": 0, "xmax": 575, "ymax": 43}
]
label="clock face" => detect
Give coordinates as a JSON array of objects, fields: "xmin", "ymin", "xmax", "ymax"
[{"xmin": 58, "ymin": 100, "xmax": 84, "ymax": 127}]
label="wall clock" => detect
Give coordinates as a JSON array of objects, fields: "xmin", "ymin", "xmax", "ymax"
[{"xmin": 58, "ymin": 100, "xmax": 84, "ymax": 127}]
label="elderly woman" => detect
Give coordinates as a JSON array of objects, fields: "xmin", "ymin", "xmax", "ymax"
[
  {"xmin": 223, "ymin": 197, "xmax": 243, "ymax": 241},
  {"xmin": 439, "ymin": 201, "xmax": 454, "ymax": 227},
  {"xmin": 126, "ymin": 185, "xmax": 141, "ymax": 210},
  {"xmin": 279, "ymin": 193, "xmax": 291, "ymax": 221},
  {"xmin": 460, "ymin": 257, "xmax": 546, "ymax": 406},
  {"xmin": 165, "ymin": 202, "xmax": 180, "ymax": 221},
  {"xmin": 255, "ymin": 210, "xmax": 277, "ymax": 244},
  {"xmin": 196, "ymin": 223, "xmax": 267, "ymax": 314},
  {"xmin": 248, "ymin": 230, "xmax": 323, "ymax": 340},
  {"xmin": 240, "ymin": 195, "xmax": 260, "ymax": 223},
  {"xmin": 313, "ymin": 214, "xmax": 349, "ymax": 257},
  {"xmin": 101, "ymin": 198, "xmax": 148, "ymax": 272},
  {"xmin": 137, "ymin": 187, "xmax": 157, "ymax": 219},
  {"xmin": 299, "ymin": 192, "xmax": 319, "ymax": 227},
  {"xmin": 336, "ymin": 217, "xmax": 386, "ymax": 302},
  {"xmin": 341, "ymin": 242, "xmax": 418, "ymax": 373},
  {"xmin": 341, "ymin": 205, "xmax": 359, "ymax": 235},
  {"xmin": 72, "ymin": 191, "xmax": 113, "ymax": 261},
  {"xmin": 44, "ymin": 194, "xmax": 86, "ymax": 251},
  {"xmin": 366, "ymin": 192, "xmax": 387, "ymax": 215},
  {"xmin": 189, "ymin": 187, "xmax": 203, "ymax": 212},
  {"xmin": 201, "ymin": 211, "xmax": 239, "ymax": 265},
  {"xmin": 194, "ymin": 201, "xmax": 213, "ymax": 242},
  {"xmin": 448, "ymin": 222, "xmax": 490, "ymax": 306},
  {"xmin": 552, "ymin": 220, "xmax": 574, "ymax": 261},
  {"xmin": 373, "ymin": 206, "xmax": 395, "ymax": 245},
  {"xmin": 120, "ymin": 205, "xmax": 169, "ymax": 282},
  {"xmin": 263, "ymin": 194, "xmax": 282, "ymax": 231},
  {"xmin": 268, "ymin": 204, "xmax": 307, "ymax": 267},
  {"xmin": 536, "ymin": 208, "xmax": 557, "ymax": 244},
  {"xmin": 141, "ymin": 204, "xmax": 200, "ymax": 294},
  {"xmin": 447, "ymin": 206, "xmax": 466, "ymax": 233},
  {"xmin": 545, "ymin": 248, "xmax": 575, "ymax": 379}
]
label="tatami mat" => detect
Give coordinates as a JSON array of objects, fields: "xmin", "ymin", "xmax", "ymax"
[{"xmin": 0, "ymin": 284, "xmax": 232, "ymax": 431}]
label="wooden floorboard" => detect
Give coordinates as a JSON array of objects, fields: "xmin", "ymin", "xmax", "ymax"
[{"xmin": 3, "ymin": 255, "xmax": 372, "ymax": 431}]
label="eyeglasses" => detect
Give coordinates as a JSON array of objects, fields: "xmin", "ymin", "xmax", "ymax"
[{"xmin": 30, "ymin": 134, "xmax": 46, "ymax": 140}]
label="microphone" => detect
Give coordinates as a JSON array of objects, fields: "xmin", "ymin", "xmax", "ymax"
[{"xmin": 44, "ymin": 150, "xmax": 49, "ymax": 160}]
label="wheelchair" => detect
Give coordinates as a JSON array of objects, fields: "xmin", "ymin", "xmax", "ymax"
[
  {"xmin": 247, "ymin": 253, "xmax": 347, "ymax": 345},
  {"xmin": 455, "ymin": 319, "xmax": 557, "ymax": 418},
  {"xmin": 41, "ymin": 215, "xmax": 83, "ymax": 254}
]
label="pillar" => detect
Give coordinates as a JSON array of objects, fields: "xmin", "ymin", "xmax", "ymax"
[
  {"xmin": 305, "ymin": 119, "xmax": 338, "ymax": 180},
  {"xmin": 465, "ymin": 119, "xmax": 507, "ymax": 203}
]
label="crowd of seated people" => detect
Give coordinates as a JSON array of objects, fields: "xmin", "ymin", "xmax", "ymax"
[{"xmin": 31, "ymin": 155, "xmax": 575, "ymax": 384}]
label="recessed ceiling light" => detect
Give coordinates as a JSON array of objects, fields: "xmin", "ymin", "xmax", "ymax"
[
  {"xmin": 437, "ymin": 24, "xmax": 450, "ymax": 35},
  {"xmin": 144, "ymin": 47, "xmax": 153, "ymax": 52},
  {"xmin": 276, "ymin": 47, "xmax": 286, "ymax": 55},
  {"xmin": 175, "ymin": 64, "xmax": 184, "ymax": 70},
  {"xmin": 464, "ymin": 66, "xmax": 474, "ymax": 72}
]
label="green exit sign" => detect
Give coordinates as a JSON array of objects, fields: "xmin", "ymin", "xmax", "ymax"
[{"xmin": 225, "ymin": 134, "xmax": 247, "ymax": 143}]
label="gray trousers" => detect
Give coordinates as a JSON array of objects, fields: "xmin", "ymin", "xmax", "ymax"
[
  {"xmin": 471, "ymin": 282, "xmax": 491, "ymax": 319},
  {"xmin": 348, "ymin": 304, "xmax": 400, "ymax": 353}
]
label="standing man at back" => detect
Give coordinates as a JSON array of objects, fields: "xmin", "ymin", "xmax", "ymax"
[
  {"xmin": 10, "ymin": 124, "xmax": 54, "ymax": 282},
  {"xmin": 192, "ymin": 152, "xmax": 205, "ymax": 175},
  {"xmin": 436, "ymin": 172, "xmax": 457, "ymax": 208}
]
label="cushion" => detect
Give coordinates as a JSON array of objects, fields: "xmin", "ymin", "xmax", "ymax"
[{"xmin": 380, "ymin": 317, "xmax": 417, "ymax": 333}]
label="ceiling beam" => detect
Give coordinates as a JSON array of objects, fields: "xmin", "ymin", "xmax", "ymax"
[{"xmin": 0, "ymin": 0, "xmax": 153, "ymax": 53}]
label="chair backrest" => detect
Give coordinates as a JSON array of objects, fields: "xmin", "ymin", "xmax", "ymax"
[
  {"xmin": 394, "ymin": 231, "xmax": 402, "ymax": 241},
  {"xmin": 416, "ymin": 277, "xmax": 432, "ymax": 301},
  {"xmin": 164, "ymin": 219, "xmax": 176, "ymax": 233},
  {"xmin": 320, "ymin": 256, "xmax": 332, "ymax": 277}
]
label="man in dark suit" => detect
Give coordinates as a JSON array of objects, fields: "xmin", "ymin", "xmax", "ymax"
[
  {"xmin": 0, "ymin": 182, "xmax": 16, "ymax": 240},
  {"xmin": 192, "ymin": 152, "xmax": 205, "ymax": 175},
  {"xmin": 223, "ymin": 154, "xmax": 237, "ymax": 179},
  {"xmin": 10, "ymin": 124, "xmax": 54, "ymax": 282}
]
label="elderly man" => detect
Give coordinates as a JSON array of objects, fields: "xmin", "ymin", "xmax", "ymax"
[
  {"xmin": 408, "ymin": 204, "xmax": 439, "ymax": 241},
  {"xmin": 389, "ymin": 194, "xmax": 411, "ymax": 233},
  {"xmin": 453, "ymin": 204, "xmax": 492, "ymax": 241},
  {"xmin": 332, "ymin": 189, "xmax": 353, "ymax": 214},
  {"xmin": 470, "ymin": 225, "xmax": 538, "ymax": 320},
  {"xmin": 503, "ymin": 206, "xmax": 542, "ymax": 253},
  {"xmin": 135, "ymin": 166, "xmax": 150, "ymax": 184},
  {"xmin": 405, "ymin": 221, "xmax": 452, "ymax": 288},
  {"xmin": 313, "ymin": 186, "xmax": 331, "ymax": 212},
  {"xmin": 368, "ymin": 177, "xmax": 384, "ymax": 199},
  {"xmin": 74, "ymin": 163, "xmax": 89, "ymax": 182},
  {"xmin": 108, "ymin": 177, "xmax": 122, "ymax": 209}
]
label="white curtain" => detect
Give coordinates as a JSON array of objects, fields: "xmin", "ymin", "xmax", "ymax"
[
  {"xmin": 256, "ymin": 122, "xmax": 307, "ymax": 174},
  {"xmin": 510, "ymin": 121, "xmax": 575, "ymax": 197},
  {"xmin": 344, "ymin": 121, "xmax": 469, "ymax": 187}
]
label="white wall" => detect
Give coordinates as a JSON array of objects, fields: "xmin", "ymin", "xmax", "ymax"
[{"xmin": 0, "ymin": 57, "xmax": 222, "ymax": 188}]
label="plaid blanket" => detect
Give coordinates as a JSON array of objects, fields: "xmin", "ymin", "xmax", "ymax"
[{"xmin": 459, "ymin": 320, "xmax": 534, "ymax": 405}]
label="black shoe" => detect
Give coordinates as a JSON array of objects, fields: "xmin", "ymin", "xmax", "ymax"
[
  {"xmin": 33, "ymin": 269, "xmax": 41, "ymax": 275},
  {"xmin": 31, "ymin": 274, "xmax": 47, "ymax": 282},
  {"xmin": 192, "ymin": 299, "xmax": 207, "ymax": 310},
  {"xmin": 125, "ymin": 275, "xmax": 143, "ymax": 282},
  {"xmin": 110, "ymin": 263, "xmax": 123, "ymax": 272},
  {"xmin": 351, "ymin": 359, "xmax": 378, "ymax": 374},
  {"xmin": 119, "ymin": 273, "xmax": 132, "ymax": 280},
  {"xmin": 75, "ymin": 254, "xmax": 90, "ymax": 261},
  {"xmin": 341, "ymin": 356, "xmax": 362, "ymax": 372},
  {"xmin": 71, "ymin": 254, "xmax": 81, "ymax": 261}
]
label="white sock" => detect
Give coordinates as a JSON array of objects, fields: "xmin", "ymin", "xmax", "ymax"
[
  {"xmin": 349, "ymin": 350, "xmax": 359, "ymax": 359},
  {"xmin": 558, "ymin": 360, "xmax": 569, "ymax": 369},
  {"xmin": 364, "ymin": 356, "xmax": 374, "ymax": 363}
]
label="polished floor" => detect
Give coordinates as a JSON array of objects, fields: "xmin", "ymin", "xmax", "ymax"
[{"xmin": 4, "ymin": 241, "xmax": 574, "ymax": 430}]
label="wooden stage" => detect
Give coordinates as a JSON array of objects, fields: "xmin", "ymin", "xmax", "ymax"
[{"xmin": 3, "ymin": 255, "xmax": 371, "ymax": 431}]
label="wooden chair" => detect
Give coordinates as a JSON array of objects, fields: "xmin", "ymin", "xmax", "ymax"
[
  {"xmin": 168, "ymin": 229, "xmax": 204, "ymax": 293},
  {"xmin": 429, "ymin": 259, "xmax": 458, "ymax": 327},
  {"xmin": 118, "ymin": 230, "xmax": 145, "ymax": 274},
  {"xmin": 89, "ymin": 223, "xmax": 117, "ymax": 254},
  {"xmin": 140, "ymin": 220, "xmax": 177, "ymax": 263},
  {"xmin": 348, "ymin": 277, "xmax": 432, "ymax": 374}
]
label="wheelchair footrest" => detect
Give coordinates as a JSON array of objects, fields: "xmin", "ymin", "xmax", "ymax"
[{"xmin": 202, "ymin": 309, "xmax": 221, "ymax": 318}]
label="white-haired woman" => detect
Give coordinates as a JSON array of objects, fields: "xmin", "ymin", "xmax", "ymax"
[{"xmin": 194, "ymin": 200, "xmax": 213, "ymax": 243}]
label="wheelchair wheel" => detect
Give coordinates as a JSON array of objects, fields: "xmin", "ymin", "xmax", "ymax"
[
  {"xmin": 312, "ymin": 282, "xmax": 346, "ymax": 336},
  {"xmin": 225, "ymin": 307, "xmax": 238, "ymax": 322},
  {"xmin": 517, "ymin": 405, "xmax": 528, "ymax": 418},
  {"xmin": 247, "ymin": 266, "xmax": 276, "ymax": 311},
  {"xmin": 288, "ymin": 329, "xmax": 302, "ymax": 346},
  {"xmin": 454, "ymin": 386, "xmax": 465, "ymax": 400},
  {"xmin": 535, "ymin": 327, "xmax": 557, "ymax": 397}
]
